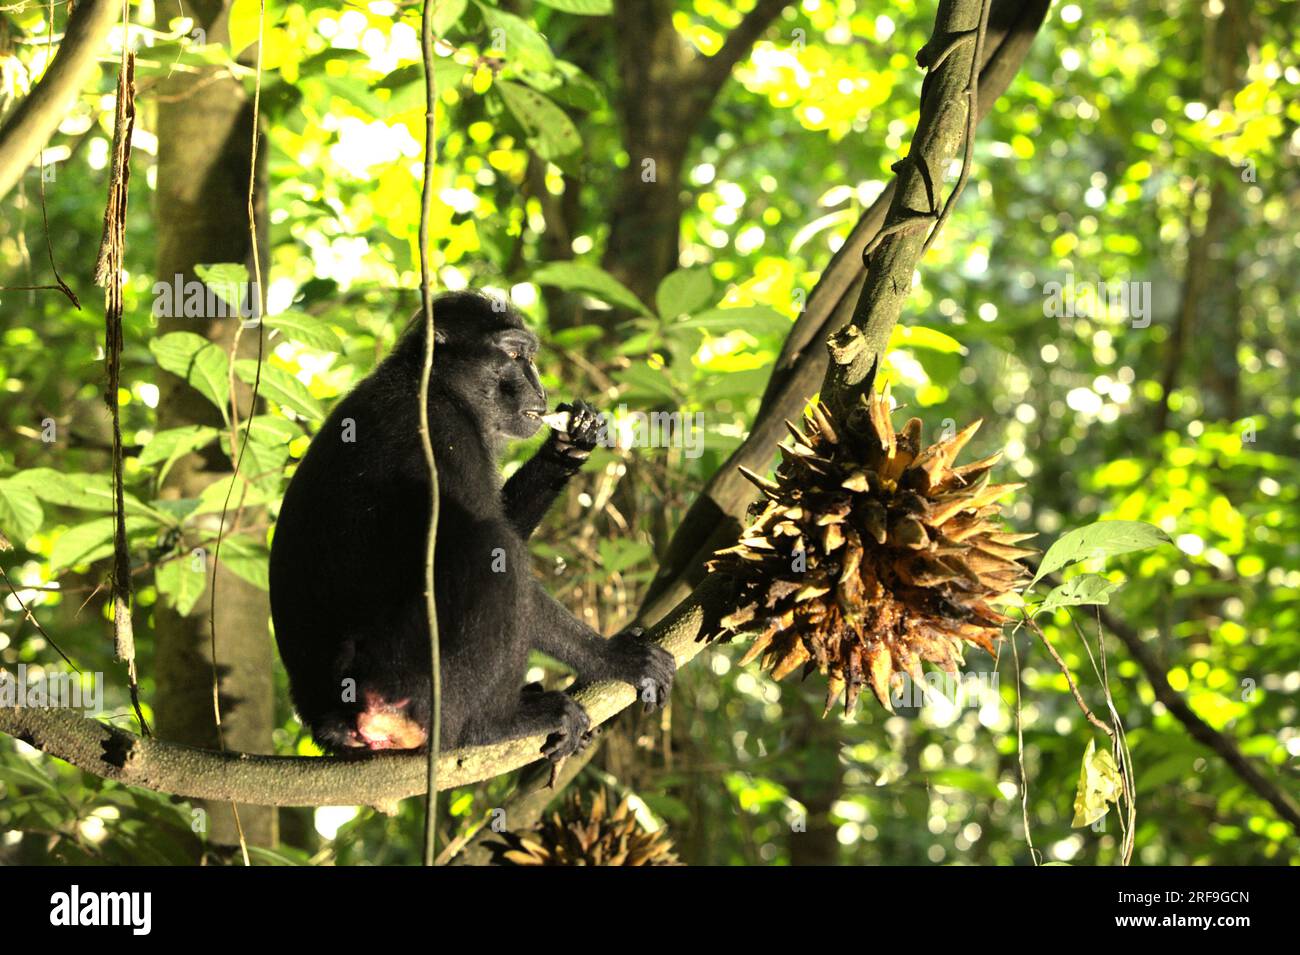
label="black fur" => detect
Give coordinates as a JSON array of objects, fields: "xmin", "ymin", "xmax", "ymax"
[{"xmin": 269, "ymin": 290, "xmax": 673, "ymax": 759}]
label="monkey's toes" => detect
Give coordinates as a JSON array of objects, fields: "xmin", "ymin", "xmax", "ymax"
[
  {"xmin": 610, "ymin": 631, "xmax": 674, "ymax": 713},
  {"xmin": 541, "ymin": 697, "xmax": 592, "ymax": 762}
]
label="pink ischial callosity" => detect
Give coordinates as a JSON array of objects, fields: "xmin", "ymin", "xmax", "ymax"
[{"xmin": 355, "ymin": 692, "xmax": 427, "ymax": 750}]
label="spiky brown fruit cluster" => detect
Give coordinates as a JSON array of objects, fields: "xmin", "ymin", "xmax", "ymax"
[
  {"xmin": 489, "ymin": 789, "xmax": 681, "ymax": 867},
  {"xmin": 708, "ymin": 387, "xmax": 1033, "ymax": 714}
]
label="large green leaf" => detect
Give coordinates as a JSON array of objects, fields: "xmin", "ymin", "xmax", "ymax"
[
  {"xmin": 193, "ymin": 473, "xmax": 273, "ymax": 517},
  {"xmin": 1031, "ymin": 520, "xmax": 1172, "ymax": 586},
  {"xmin": 234, "ymin": 361, "xmax": 325, "ymax": 421},
  {"xmin": 433, "ymin": 0, "xmax": 468, "ymax": 34},
  {"xmin": 495, "ymin": 81, "xmax": 580, "ymax": 161},
  {"xmin": 474, "ymin": 3, "xmax": 555, "ymax": 71},
  {"xmin": 675, "ymin": 306, "xmax": 792, "ymax": 336},
  {"xmin": 8, "ymin": 469, "xmax": 163, "ymax": 521},
  {"xmin": 532, "ymin": 262, "xmax": 650, "ymax": 315},
  {"xmin": 155, "ymin": 552, "xmax": 208, "ymax": 616},
  {"xmin": 889, "ymin": 324, "xmax": 968, "ymax": 354},
  {"xmin": 138, "ymin": 426, "xmax": 221, "ymax": 477},
  {"xmin": 533, "ymin": 0, "xmax": 611, "ymax": 13},
  {"xmin": 241, "ymin": 414, "xmax": 302, "ymax": 446},
  {"xmin": 49, "ymin": 516, "xmax": 157, "ymax": 573},
  {"xmin": 264, "ymin": 312, "xmax": 344, "ymax": 352},
  {"xmin": 238, "ymin": 434, "xmax": 291, "ymax": 492},
  {"xmin": 194, "ymin": 263, "xmax": 251, "ymax": 317},
  {"xmin": 0, "ymin": 481, "xmax": 43, "ymax": 543},
  {"xmin": 215, "ymin": 534, "xmax": 270, "ymax": 590},
  {"xmin": 149, "ymin": 332, "xmax": 231, "ymax": 417},
  {"xmin": 1036, "ymin": 574, "xmax": 1124, "ymax": 616},
  {"xmin": 655, "ymin": 268, "xmax": 714, "ymax": 319}
]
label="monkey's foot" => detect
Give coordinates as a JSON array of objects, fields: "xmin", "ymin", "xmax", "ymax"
[
  {"xmin": 356, "ymin": 692, "xmax": 427, "ymax": 750},
  {"xmin": 609, "ymin": 627, "xmax": 676, "ymax": 713},
  {"xmin": 541, "ymin": 695, "xmax": 592, "ymax": 762}
]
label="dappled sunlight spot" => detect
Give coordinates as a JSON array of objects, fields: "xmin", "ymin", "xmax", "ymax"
[
  {"xmin": 328, "ymin": 117, "xmax": 421, "ymax": 179},
  {"xmin": 314, "ymin": 806, "xmax": 359, "ymax": 840}
]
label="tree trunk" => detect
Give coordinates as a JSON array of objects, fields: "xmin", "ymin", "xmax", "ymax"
[{"xmin": 151, "ymin": 0, "xmax": 275, "ymax": 852}]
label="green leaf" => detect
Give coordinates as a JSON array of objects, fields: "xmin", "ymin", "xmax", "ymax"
[
  {"xmin": 475, "ymin": 3, "xmax": 556, "ymax": 71},
  {"xmin": 433, "ymin": 0, "xmax": 468, "ymax": 35},
  {"xmin": 234, "ymin": 361, "xmax": 325, "ymax": 421},
  {"xmin": 49, "ymin": 516, "xmax": 156, "ymax": 573},
  {"xmin": 215, "ymin": 534, "xmax": 270, "ymax": 590},
  {"xmin": 655, "ymin": 268, "xmax": 714, "ymax": 319},
  {"xmin": 550, "ymin": 325, "xmax": 605, "ymax": 348},
  {"xmin": 928, "ymin": 767, "xmax": 1003, "ymax": 799},
  {"xmin": 194, "ymin": 263, "xmax": 251, "ymax": 315},
  {"xmin": 193, "ymin": 474, "xmax": 272, "ymax": 517},
  {"xmin": 264, "ymin": 312, "xmax": 344, "ymax": 352},
  {"xmin": 155, "ymin": 552, "xmax": 208, "ymax": 616},
  {"xmin": 543, "ymin": 61, "xmax": 606, "ymax": 112},
  {"xmin": 675, "ymin": 306, "xmax": 792, "ymax": 336},
  {"xmin": 532, "ymin": 262, "xmax": 651, "ymax": 315},
  {"xmin": 597, "ymin": 538, "xmax": 653, "ymax": 574},
  {"xmin": 1071, "ymin": 738, "xmax": 1123, "ymax": 828},
  {"xmin": 615, "ymin": 363, "xmax": 681, "ymax": 402},
  {"xmin": 227, "ymin": 0, "xmax": 261, "ymax": 57},
  {"xmin": 1036, "ymin": 574, "xmax": 1124, "ymax": 616},
  {"xmin": 238, "ymin": 435, "xmax": 290, "ymax": 492},
  {"xmin": 241, "ymin": 415, "xmax": 302, "ymax": 446},
  {"xmin": 495, "ymin": 81, "xmax": 580, "ymax": 161},
  {"xmin": 149, "ymin": 332, "xmax": 231, "ymax": 418},
  {"xmin": 371, "ymin": 62, "xmax": 471, "ymax": 116},
  {"xmin": 889, "ymin": 324, "xmax": 968, "ymax": 355},
  {"xmin": 8, "ymin": 470, "xmax": 159, "ymax": 519},
  {"xmin": 0, "ymin": 481, "xmax": 44, "ymax": 543},
  {"xmin": 1031, "ymin": 520, "xmax": 1172, "ymax": 586},
  {"xmin": 138, "ymin": 426, "xmax": 221, "ymax": 469},
  {"xmin": 697, "ymin": 368, "xmax": 771, "ymax": 402},
  {"xmin": 534, "ymin": 0, "xmax": 611, "ymax": 13}
]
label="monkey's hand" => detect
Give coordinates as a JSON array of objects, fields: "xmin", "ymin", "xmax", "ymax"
[
  {"xmin": 544, "ymin": 399, "xmax": 602, "ymax": 465},
  {"xmin": 607, "ymin": 626, "xmax": 675, "ymax": 714},
  {"xmin": 539, "ymin": 691, "xmax": 594, "ymax": 762}
]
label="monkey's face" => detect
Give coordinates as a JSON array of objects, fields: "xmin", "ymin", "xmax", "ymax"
[{"xmin": 482, "ymin": 326, "xmax": 547, "ymax": 440}]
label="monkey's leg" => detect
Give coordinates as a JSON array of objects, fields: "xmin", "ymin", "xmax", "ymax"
[
  {"xmin": 527, "ymin": 583, "xmax": 675, "ymax": 711},
  {"xmin": 457, "ymin": 684, "xmax": 594, "ymax": 761}
]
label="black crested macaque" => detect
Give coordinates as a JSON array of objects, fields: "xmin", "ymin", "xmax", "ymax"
[{"xmin": 269, "ymin": 290, "xmax": 674, "ymax": 759}]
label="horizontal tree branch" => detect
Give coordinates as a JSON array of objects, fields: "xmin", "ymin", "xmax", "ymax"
[{"xmin": 0, "ymin": 576, "xmax": 729, "ymax": 808}]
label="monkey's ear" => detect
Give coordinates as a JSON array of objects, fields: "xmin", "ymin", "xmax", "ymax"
[{"xmin": 433, "ymin": 324, "xmax": 450, "ymax": 345}]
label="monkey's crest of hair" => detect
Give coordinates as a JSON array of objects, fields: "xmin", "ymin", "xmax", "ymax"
[{"xmin": 398, "ymin": 289, "xmax": 527, "ymax": 350}]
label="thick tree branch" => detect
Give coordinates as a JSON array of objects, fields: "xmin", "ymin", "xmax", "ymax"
[
  {"xmin": 820, "ymin": 0, "xmax": 989, "ymax": 419},
  {"xmin": 641, "ymin": 0, "xmax": 1049, "ymax": 622},
  {"xmin": 0, "ymin": 576, "xmax": 729, "ymax": 808},
  {"xmin": 0, "ymin": 0, "xmax": 121, "ymax": 201}
]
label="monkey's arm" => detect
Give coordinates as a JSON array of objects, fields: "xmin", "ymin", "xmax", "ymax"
[
  {"xmin": 528, "ymin": 583, "xmax": 674, "ymax": 710},
  {"xmin": 502, "ymin": 400, "xmax": 602, "ymax": 538}
]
